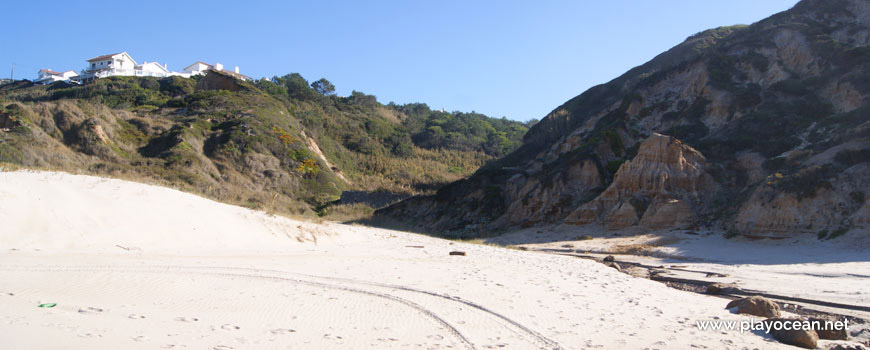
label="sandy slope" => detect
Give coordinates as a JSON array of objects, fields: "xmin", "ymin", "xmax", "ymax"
[{"xmin": 0, "ymin": 171, "xmax": 802, "ymax": 349}]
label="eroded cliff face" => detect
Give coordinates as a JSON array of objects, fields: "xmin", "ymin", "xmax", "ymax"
[
  {"xmin": 733, "ymin": 163, "xmax": 870, "ymax": 235},
  {"xmin": 497, "ymin": 159, "xmax": 603, "ymax": 228},
  {"xmin": 377, "ymin": 0, "xmax": 870, "ymax": 238},
  {"xmin": 564, "ymin": 134, "xmax": 713, "ymax": 230}
]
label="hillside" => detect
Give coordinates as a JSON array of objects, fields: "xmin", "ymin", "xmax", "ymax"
[
  {"xmin": 377, "ymin": 0, "xmax": 870, "ymax": 238},
  {"xmin": 0, "ymin": 72, "xmax": 528, "ymax": 218}
]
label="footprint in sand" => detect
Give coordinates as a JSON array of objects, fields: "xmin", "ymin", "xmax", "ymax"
[
  {"xmin": 78, "ymin": 307, "xmax": 104, "ymax": 314},
  {"xmin": 323, "ymin": 333, "xmax": 344, "ymax": 343},
  {"xmin": 174, "ymin": 317, "xmax": 199, "ymax": 322},
  {"xmin": 212, "ymin": 346, "xmax": 234, "ymax": 350},
  {"xmin": 269, "ymin": 328, "xmax": 296, "ymax": 335},
  {"xmin": 128, "ymin": 314, "xmax": 147, "ymax": 319},
  {"xmin": 132, "ymin": 335, "xmax": 148, "ymax": 342},
  {"xmin": 219, "ymin": 324, "xmax": 241, "ymax": 331}
]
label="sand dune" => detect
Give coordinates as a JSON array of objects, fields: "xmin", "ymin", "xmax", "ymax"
[{"xmin": 0, "ymin": 171, "xmax": 803, "ymax": 349}]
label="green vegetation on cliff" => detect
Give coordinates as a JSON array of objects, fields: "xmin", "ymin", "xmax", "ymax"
[{"xmin": 0, "ymin": 71, "xmax": 528, "ymax": 218}]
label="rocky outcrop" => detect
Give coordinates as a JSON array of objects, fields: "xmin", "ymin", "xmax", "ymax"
[
  {"xmin": 706, "ymin": 283, "xmax": 740, "ymax": 295},
  {"xmin": 564, "ymin": 133, "xmax": 712, "ymax": 229},
  {"xmin": 195, "ymin": 70, "xmax": 249, "ymax": 92},
  {"xmin": 764, "ymin": 318, "xmax": 819, "ymax": 349},
  {"xmin": 498, "ymin": 158, "xmax": 603, "ymax": 227},
  {"xmin": 809, "ymin": 317, "xmax": 849, "ymax": 340},
  {"xmin": 377, "ymin": 0, "xmax": 870, "ymax": 238},
  {"xmin": 734, "ymin": 163, "xmax": 870, "ymax": 236},
  {"xmin": 726, "ymin": 296, "xmax": 782, "ymax": 318}
]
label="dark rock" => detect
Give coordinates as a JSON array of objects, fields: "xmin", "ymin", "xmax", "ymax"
[
  {"xmin": 449, "ymin": 251, "xmax": 466, "ymax": 256},
  {"xmin": 764, "ymin": 317, "xmax": 818, "ymax": 349},
  {"xmin": 706, "ymin": 283, "xmax": 740, "ymax": 295},
  {"xmin": 726, "ymin": 296, "xmax": 781, "ymax": 317},
  {"xmin": 809, "ymin": 317, "xmax": 849, "ymax": 340},
  {"xmin": 603, "ymin": 255, "xmax": 615, "ymax": 262},
  {"xmin": 195, "ymin": 70, "xmax": 247, "ymax": 92},
  {"xmin": 827, "ymin": 344, "xmax": 867, "ymax": 350}
]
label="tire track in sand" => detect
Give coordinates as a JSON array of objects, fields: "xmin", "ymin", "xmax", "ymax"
[
  {"xmin": 169, "ymin": 265, "xmax": 563, "ymax": 350},
  {"xmin": 0, "ymin": 264, "xmax": 563, "ymax": 349}
]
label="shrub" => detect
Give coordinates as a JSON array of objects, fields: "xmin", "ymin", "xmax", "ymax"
[
  {"xmin": 606, "ymin": 160, "xmax": 624, "ymax": 174},
  {"xmin": 834, "ymin": 148, "xmax": 870, "ymax": 167},
  {"xmin": 817, "ymin": 230, "xmax": 829, "ymax": 240},
  {"xmin": 850, "ymin": 191, "xmax": 865, "ymax": 204},
  {"xmin": 272, "ymin": 126, "xmax": 298, "ymax": 146},
  {"xmin": 296, "ymin": 158, "xmax": 320, "ymax": 176},
  {"xmin": 775, "ymin": 165, "xmax": 836, "ymax": 199}
]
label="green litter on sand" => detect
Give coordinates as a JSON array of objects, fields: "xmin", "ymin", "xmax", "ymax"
[{"xmin": 38, "ymin": 303, "xmax": 57, "ymax": 308}]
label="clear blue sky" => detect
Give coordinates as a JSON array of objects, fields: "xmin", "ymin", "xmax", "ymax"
[{"xmin": 3, "ymin": 0, "xmax": 799, "ymax": 121}]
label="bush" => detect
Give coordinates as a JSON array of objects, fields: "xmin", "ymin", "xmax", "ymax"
[
  {"xmin": 834, "ymin": 148, "xmax": 870, "ymax": 167},
  {"xmin": 606, "ymin": 160, "xmax": 624, "ymax": 174},
  {"xmin": 296, "ymin": 158, "xmax": 320, "ymax": 176},
  {"xmin": 159, "ymin": 76, "xmax": 195, "ymax": 96},
  {"xmin": 774, "ymin": 165, "xmax": 837, "ymax": 199}
]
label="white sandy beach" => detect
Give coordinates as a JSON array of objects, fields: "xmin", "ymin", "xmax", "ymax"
[
  {"xmin": 0, "ymin": 171, "xmax": 858, "ymax": 349},
  {"xmin": 494, "ymin": 227, "xmax": 870, "ymax": 319}
]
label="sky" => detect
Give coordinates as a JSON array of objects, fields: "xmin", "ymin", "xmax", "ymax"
[{"xmin": 2, "ymin": 0, "xmax": 799, "ymax": 121}]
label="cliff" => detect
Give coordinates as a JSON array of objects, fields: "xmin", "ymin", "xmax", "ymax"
[{"xmin": 377, "ymin": 0, "xmax": 870, "ymax": 238}]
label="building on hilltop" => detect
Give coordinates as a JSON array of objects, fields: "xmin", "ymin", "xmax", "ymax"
[
  {"xmin": 39, "ymin": 51, "xmax": 251, "ymax": 83},
  {"xmin": 135, "ymin": 61, "xmax": 171, "ymax": 77},
  {"xmin": 77, "ymin": 52, "xmax": 137, "ymax": 82},
  {"xmin": 35, "ymin": 69, "xmax": 79, "ymax": 84},
  {"xmin": 183, "ymin": 61, "xmax": 250, "ymax": 81}
]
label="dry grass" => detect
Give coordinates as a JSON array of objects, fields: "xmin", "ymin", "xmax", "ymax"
[
  {"xmin": 320, "ymin": 202, "xmax": 377, "ymax": 222},
  {"xmin": 347, "ymin": 147, "xmax": 490, "ymax": 195},
  {"xmin": 611, "ymin": 236, "xmax": 682, "ymax": 256},
  {"xmin": 448, "ymin": 238, "xmax": 523, "ymax": 251}
]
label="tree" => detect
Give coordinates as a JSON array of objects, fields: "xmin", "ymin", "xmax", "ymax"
[
  {"xmin": 386, "ymin": 132, "xmax": 413, "ymax": 157},
  {"xmin": 311, "ymin": 78, "xmax": 335, "ymax": 96},
  {"xmin": 348, "ymin": 90, "xmax": 377, "ymax": 107},
  {"xmin": 273, "ymin": 73, "xmax": 315, "ymax": 100}
]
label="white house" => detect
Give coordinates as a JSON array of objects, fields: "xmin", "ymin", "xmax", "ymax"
[
  {"xmin": 135, "ymin": 61, "xmax": 170, "ymax": 77},
  {"xmin": 61, "ymin": 51, "xmax": 250, "ymax": 83},
  {"xmin": 77, "ymin": 52, "xmax": 138, "ymax": 82},
  {"xmin": 35, "ymin": 69, "xmax": 78, "ymax": 84},
  {"xmin": 183, "ymin": 61, "xmax": 251, "ymax": 81},
  {"xmin": 183, "ymin": 61, "xmax": 212, "ymax": 75}
]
